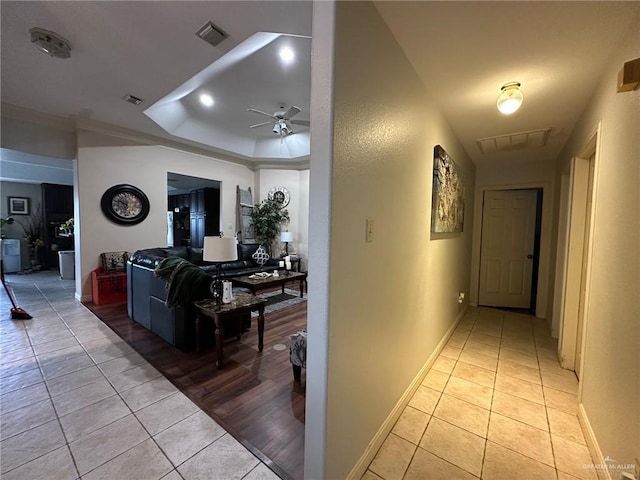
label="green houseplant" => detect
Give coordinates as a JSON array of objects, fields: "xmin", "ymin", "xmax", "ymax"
[
  {"xmin": 250, "ymin": 198, "xmax": 290, "ymax": 255},
  {"xmin": 0, "ymin": 216, "xmax": 14, "ymax": 238}
]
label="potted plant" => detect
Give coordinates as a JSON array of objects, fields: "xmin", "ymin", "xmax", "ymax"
[
  {"xmin": 18, "ymin": 205, "xmax": 44, "ymax": 268},
  {"xmin": 0, "ymin": 216, "xmax": 14, "ymax": 238},
  {"xmin": 250, "ymin": 198, "xmax": 290, "ymax": 255}
]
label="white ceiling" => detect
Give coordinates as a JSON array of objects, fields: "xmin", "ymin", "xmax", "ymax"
[
  {"xmin": 374, "ymin": 1, "xmax": 639, "ymax": 164},
  {"xmin": 1, "ymin": 1, "xmax": 638, "ymax": 170},
  {"xmin": 1, "ymin": 1, "xmax": 313, "ymax": 164}
]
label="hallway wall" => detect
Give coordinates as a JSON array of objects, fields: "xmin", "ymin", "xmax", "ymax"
[
  {"xmin": 554, "ymin": 11, "xmax": 639, "ymax": 469},
  {"xmin": 309, "ymin": 2, "xmax": 476, "ymax": 478}
]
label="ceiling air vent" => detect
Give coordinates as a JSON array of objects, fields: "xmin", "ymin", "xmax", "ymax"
[
  {"xmin": 476, "ymin": 128, "xmax": 551, "ymax": 154},
  {"xmin": 122, "ymin": 94, "xmax": 143, "ymax": 105},
  {"xmin": 195, "ymin": 21, "xmax": 228, "ymax": 47}
]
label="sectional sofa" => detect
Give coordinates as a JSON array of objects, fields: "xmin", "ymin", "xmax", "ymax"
[{"xmin": 126, "ymin": 244, "xmax": 279, "ymax": 350}]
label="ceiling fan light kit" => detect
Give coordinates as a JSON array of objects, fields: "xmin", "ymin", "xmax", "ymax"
[
  {"xmin": 496, "ymin": 81, "xmax": 523, "ymax": 115},
  {"xmin": 248, "ymin": 105, "xmax": 309, "ymax": 138},
  {"xmin": 30, "ymin": 27, "xmax": 71, "ymax": 59}
]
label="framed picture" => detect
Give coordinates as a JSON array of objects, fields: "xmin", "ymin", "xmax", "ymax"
[
  {"xmin": 431, "ymin": 145, "xmax": 464, "ymax": 233},
  {"xmin": 8, "ymin": 197, "xmax": 30, "ymax": 215}
]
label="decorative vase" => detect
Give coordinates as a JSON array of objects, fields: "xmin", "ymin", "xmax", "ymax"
[{"xmin": 222, "ymin": 281, "xmax": 234, "ymax": 304}]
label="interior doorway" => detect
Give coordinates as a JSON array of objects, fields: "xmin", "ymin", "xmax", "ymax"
[
  {"xmin": 478, "ymin": 188, "xmax": 543, "ymax": 311},
  {"xmin": 555, "ymin": 129, "xmax": 599, "ymax": 374}
]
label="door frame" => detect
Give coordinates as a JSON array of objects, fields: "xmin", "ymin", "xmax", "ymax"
[
  {"xmin": 555, "ymin": 124, "xmax": 600, "ymax": 381},
  {"xmin": 470, "ymin": 181, "xmax": 554, "ymax": 318}
]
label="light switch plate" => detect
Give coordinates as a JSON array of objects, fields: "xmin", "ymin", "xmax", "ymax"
[{"xmin": 366, "ymin": 219, "xmax": 374, "ymax": 242}]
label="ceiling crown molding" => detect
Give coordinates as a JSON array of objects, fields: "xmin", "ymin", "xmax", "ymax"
[{"xmin": 1, "ymin": 102, "xmax": 75, "ymax": 131}]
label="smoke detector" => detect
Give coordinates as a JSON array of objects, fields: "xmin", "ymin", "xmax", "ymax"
[{"xmin": 30, "ymin": 27, "xmax": 71, "ymax": 59}]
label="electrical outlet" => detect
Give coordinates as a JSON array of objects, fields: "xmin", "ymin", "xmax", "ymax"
[
  {"xmin": 458, "ymin": 292, "xmax": 465, "ymax": 304},
  {"xmin": 366, "ymin": 219, "xmax": 374, "ymax": 242}
]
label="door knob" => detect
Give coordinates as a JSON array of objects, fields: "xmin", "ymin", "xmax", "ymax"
[{"xmin": 527, "ymin": 254, "xmax": 533, "ymax": 259}]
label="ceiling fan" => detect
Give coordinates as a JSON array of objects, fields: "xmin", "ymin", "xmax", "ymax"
[{"xmin": 247, "ymin": 105, "xmax": 310, "ymax": 138}]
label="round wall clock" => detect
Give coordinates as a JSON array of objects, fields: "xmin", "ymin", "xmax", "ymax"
[
  {"xmin": 101, "ymin": 184, "xmax": 150, "ymax": 225},
  {"xmin": 267, "ymin": 186, "xmax": 290, "ymax": 208}
]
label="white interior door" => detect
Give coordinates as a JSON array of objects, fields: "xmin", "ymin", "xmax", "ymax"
[
  {"xmin": 575, "ymin": 154, "xmax": 595, "ymax": 378},
  {"xmin": 479, "ymin": 189, "xmax": 537, "ymax": 308}
]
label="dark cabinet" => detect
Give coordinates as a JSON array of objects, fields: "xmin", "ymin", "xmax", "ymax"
[
  {"xmin": 169, "ymin": 194, "xmax": 190, "ymax": 247},
  {"xmin": 188, "ymin": 188, "xmax": 220, "ymax": 248},
  {"xmin": 41, "ymin": 183, "xmax": 73, "ymax": 268}
]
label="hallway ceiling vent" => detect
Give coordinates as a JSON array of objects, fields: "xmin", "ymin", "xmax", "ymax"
[
  {"xmin": 122, "ymin": 94, "xmax": 143, "ymax": 105},
  {"xmin": 195, "ymin": 21, "xmax": 228, "ymax": 47},
  {"xmin": 476, "ymin": 128, "xmax": 551, "ymax": 154}
]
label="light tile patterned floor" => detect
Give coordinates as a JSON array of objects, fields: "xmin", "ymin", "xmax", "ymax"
[
  {"xmin": 0, "ymin": 271, "xmax": 281, "ymax": 480},
  {"xmin": 364, "ymin": 307, "xmax": 597, "ymax": 480}
]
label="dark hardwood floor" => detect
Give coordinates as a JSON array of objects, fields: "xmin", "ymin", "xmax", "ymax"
[{"xmin": 84, "ymin": 298, "xmax": 307, "ymax": 480}]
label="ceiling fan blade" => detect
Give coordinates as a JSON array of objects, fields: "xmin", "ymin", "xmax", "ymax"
[
  {"xmin": 284, "ymin": 105, "xmax": 301, "ymax": 119},
  {"xmin": 247, "ymin": 108, "xmax": 276, "ymax": 119},
  {"xmin": 290, "ymin": 119, "xmax": 310, "ymax": 127},
  {"xmin": 249, "ymin": 121, "xmax": 273, "ymax": 129}
]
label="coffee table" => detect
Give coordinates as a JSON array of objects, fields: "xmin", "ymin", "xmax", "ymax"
[
  {"xmin": 231, "ymin": 270, "xmax": 307, "ymax": 298},
  {"xmin": 193, "ymin": 293, "xmax": 266, "ymax": 369}
]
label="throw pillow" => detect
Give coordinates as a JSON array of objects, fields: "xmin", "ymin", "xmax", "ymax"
[
  {"xmin": 251, "ymin": 245, "xmax": 270, "ymax": 266},
  {"xmin": 101, "ymin": 251, "xmax": 129, "ymax": 272}
]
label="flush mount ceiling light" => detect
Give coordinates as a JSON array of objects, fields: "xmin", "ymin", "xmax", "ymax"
[
  {"xmin": 30, "ymin": 27, "xmax": 71, "ymax": 59},
  {"xmin": 496, "ymin": 81, "xmax": 523, "ymax": 115}
]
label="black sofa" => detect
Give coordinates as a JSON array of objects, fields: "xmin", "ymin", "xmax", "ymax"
[{"xmin": 126, "ymin": 244, "xmax": 279, "ymax": 350}]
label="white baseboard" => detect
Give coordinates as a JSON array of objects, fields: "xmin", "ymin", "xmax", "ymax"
[
  {"xmin": 578, "ymin": 403, "xmax": 611, "ymax": 480},
  {"xmin": 346, "ymin": 305, "xmax": 468, "ymax": 480}
]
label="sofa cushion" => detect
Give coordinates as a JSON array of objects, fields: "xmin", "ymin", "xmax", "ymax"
[
  {"xmin": 101, "ymin": 251, "xmax": 129, "ymax": 272},
  {"xmin": 251, "ymin": 245, "xmax": 270, "ymax": 266},
  {"xmin": 238, "ymin": 243, "xmax": 260, "ymax": 262},
  {"xmin": 220, "ymin": 261, "xmax": 249, "ymax": 271},
  {"xmin": 188, "ymin": 247, "xmax": 204, "ymax": 265},
  {"xmin": 162, "ymin": 246, "xmax": 189, "ymax": 258}
]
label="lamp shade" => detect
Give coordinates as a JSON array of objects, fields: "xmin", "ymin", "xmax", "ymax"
[
  {"xmin": 203, "ymin": 236, "xmax": 237, "ymax": 262},
  {"xmin": 496, "ymin": 82, "xmax": 523, "ymax": 115},
  {"xmin": 280, "ymin": 231, "xmax": 294, "ymax": 242}
]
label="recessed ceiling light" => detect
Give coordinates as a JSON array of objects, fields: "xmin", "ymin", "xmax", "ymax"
[
  {"xmin": 199, "ymin": 94, "xmax": 214, "ymax": 107},
  {"xmin": 279, "ymin": 46, "xmax": 294, "ymax": 64}
]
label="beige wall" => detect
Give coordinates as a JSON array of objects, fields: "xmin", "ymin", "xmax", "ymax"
[
  {"xmin": 75, "ymin": 130, "xmax": 257, "ymax": 300},
  {"xmin": 308, "ymin": 2, "xmax": 476, "ymax": 477},
  {"xmin": 256, "ymin": 168, "xmax": 310, "ymax": 268},
  {"xmin": 554, "ymin": 12, "xmax": 639, "ymax": 469}
]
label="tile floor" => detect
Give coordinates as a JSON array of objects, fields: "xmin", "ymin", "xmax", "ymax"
[
  {"xmin": 2, "ymin": 272, "xmax": 598, "ymax": 480},
  {"xmin": 0, "ymin": 271, "xmax": 280, "ymax": 480},
  {"xmin": 363, "ymin": 307, "xmax": 597, "ymax": 480}
]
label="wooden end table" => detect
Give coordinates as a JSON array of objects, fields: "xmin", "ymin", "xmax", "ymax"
[
  {"xmin": 193, "ymin": 293, "xmax": 266, "ymax": 369},
  {"xmin": 231, "ymin": 270, "xmax": 307, "ymax": 298}
]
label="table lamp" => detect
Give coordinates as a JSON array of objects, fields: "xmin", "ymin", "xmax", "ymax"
[
  {"xmin": 203, "ymin": 235, "xmax": 238, "ymax": 302},
  {"xmin": 280, "ymin": 231, "xmax": 293, "ymax": 257}
]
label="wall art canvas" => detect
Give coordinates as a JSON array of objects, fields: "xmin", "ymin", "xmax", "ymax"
[{"xmin": 431, "ymin": 145, "xmax": 464, "ymax": 233}]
